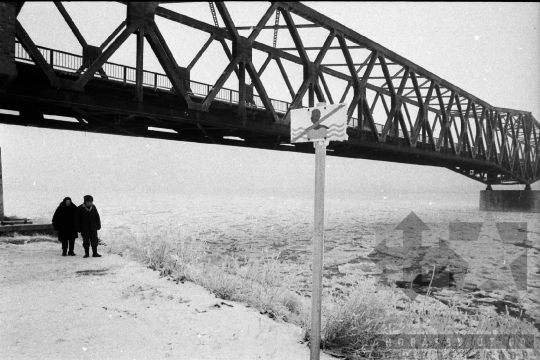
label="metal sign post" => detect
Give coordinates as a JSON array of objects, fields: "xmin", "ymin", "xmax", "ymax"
[
  {"xmin": 311, "ymin": 138, "xmax": 327, "ymax": 360},
  {"xmin": 290, "ymin": 103, "xmax": 348, "ymax": 360}
]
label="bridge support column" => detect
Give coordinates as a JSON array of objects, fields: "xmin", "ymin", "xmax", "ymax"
[
  {"xmin": 0, "ymin": 2, "xmax": 18, "ymax": 92},
  {"xmin": 480, "ymin": 188, "xmax": 540, "ymax": 213}
]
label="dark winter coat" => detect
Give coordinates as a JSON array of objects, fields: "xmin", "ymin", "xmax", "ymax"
[
  {"xmin": 52, "ymin": 197, "xmax": 78, "ymax": 241},
  {"xmin": 75, "ymin": 204, "xmax": 101, "ymax": 235}
]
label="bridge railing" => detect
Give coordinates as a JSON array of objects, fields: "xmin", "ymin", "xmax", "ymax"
[
  {"xmin": 14, "ymin": 42, "xmax": 290, "ymax": 114},
  {"xmin": 15, "ymin": 42, "xmax": 448, "ymax": 144}
]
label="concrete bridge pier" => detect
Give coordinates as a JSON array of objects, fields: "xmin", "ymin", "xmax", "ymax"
[{"xmin": 480, "ymin": 185, "xmax": 540, "ymax": 213}]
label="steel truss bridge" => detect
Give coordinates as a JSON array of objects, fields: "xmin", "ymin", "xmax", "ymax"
[{"xmin": 0, "ymin": 2, "xmax": 538, "ymax": 186}]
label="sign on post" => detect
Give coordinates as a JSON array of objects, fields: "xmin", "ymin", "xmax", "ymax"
[
  {"xmin": 290, "ymin": 103, "xmax": 348, "ymax": 143},
  {"xmin": 290, "ymin": 102, "xmax": 348, "ymax": 360}
]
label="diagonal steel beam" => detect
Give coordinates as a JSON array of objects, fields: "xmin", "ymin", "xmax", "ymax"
[
  {"xmin": 54, "ymin": 2, "xmax": 88, "ymax": 48},
  {"xmin": 370, "ymin": 92, "xmax": 380, "ymax": 114},
  {"xmin": 360, "ymin": 53, "xmax": 378, "ymax": 84},
  {"xmin": 74, "ymin": 20, "xmax": 140, "ymax": 90},
  {"xmin": 381, "ymin": 67, "xmax": 405, "ymax": 89},
  {"xmin": 402, "ymin": 101, "xmax": 414, "ymax": 131},
  {"xmin": 214, "ymin": 2, "xmax": 239, "ymax": 39},
  {"xmin": 187, "ymin": 35, "xmax": 215, "ymax": 71},
  {"xmin": 281, "ymin": 1, "xmax": 531, "ymax": 117},
  {"xmin": 404, "ymin": 79, "xmax": 429, "ymax": 97},
  {"xmin": 342, "ymin": 52, "xmax": 377, "ymax": 135},
  {"xmin": 318, "ymin": 72, "xmax": 333, "ymax": 105},
  {"xmin": 435, "ymin": 85, "xmax": 455, "ymax": 152},
  {"xmin": 246, "ymin": 61, "xmax": 279, "ymax": 123},
  {"xmin": 339, "ymin": 54, "xmax": 371, "ymax": 103},
  {"xmin": 485, "ymin": 110, "xmax": 496, "ymax": 162},
  {"xmin": 218, "ymin": 39, "xmax": 240, "ymax": 78},
  {"xmin": 153, "ymin": 6, "xmax": 447, "ymax": 115},
  {"xmin": 280, "ymin": 8, "xmax": 309, "ymax": 65},
  {"xmin": 275, "ymin": 57, "xmax": 296, "ymax": 100},
  {"xmin": 473, "ymin": 104, "xmax": 486, "ymax": 158},
  {"xmin": 154, "ymin": 4, "xmax": 535, "ymax": 120},
  {"xmin": 480, "ymin": 108, "xmax": 490, "ymax": 159},
  {"xmin": 509, "ymin": 115, "xmax": 519, "ymax": 171},
  {"xmin": 500, "ymin": 112, "xmax": 512, "ymax": 169},
  {"xmin": 524, "ymin": 115, "xmax": 534, "ymax": 179},
  {"xmin": 15, "ymin": 21, "xmax": 61, "ymax": 87},
  {"xmin": 248, "ymin": 3, "xmax": 279, "ymax": 42},
  {"xmin": 256, "ymin": 54, "xmax": 272, "ymax": 78},
  {"xmin": 314, "ymin": 32, "xmax": 336, "ymax": 67},
  {"xmin": 284, "ymin": 79, "xmax": 310, "ymax": 121},
  {"xmin": 455, "ymin": 98, "xmax": 472, "ymax": 154},
  {"xmin": 145, "ymin": 24, "xmax": 194, "ymax": 108},
  {"xmin": 202, "ymin": 56, "xmax": 241, "ymax": 109},
  {"xmin": 362, "ymin": 99, "xmax": 379, "ymax": 141},
  {"xmin": 397, "ymin": 109, "xmax": 411, "ymax": 146},
  {"xmin": 380, "ymin": 92, "xmax": 390, "ymax": 117},
  {"xmin": 99, "ymin": 20, "xmax": 126, "ymax": 51},
  {"xmin": 339, "ymin": 34, "xmax": 359, "ymax": 120},
  {"xmin": 379, "ymin": 56, "xmax": 409, "ymax": 142},
  {"xmin": 410, "ymin": 73, "xmax": 433, "ymax": 147}
]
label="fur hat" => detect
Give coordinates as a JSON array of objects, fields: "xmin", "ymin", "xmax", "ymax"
[{"xmin": 83, "ymin": 195, "xmax": 94, "ymax": 202}]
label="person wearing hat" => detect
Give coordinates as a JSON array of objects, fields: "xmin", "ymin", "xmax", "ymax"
[
  {"xmin": 52, "ymin": 197, "xmax": 78, "ymax": 256},
  {"xmin": 75, "ymin": 195, "xmax": 102, "ymax": 258}
]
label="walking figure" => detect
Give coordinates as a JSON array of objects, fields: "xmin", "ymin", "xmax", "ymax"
[
  {"xmin": 52, "ymin": 197, "xmax": 78, "ymax": 256},
  {"xmin": 75, "ymin": 195, "xmax": 102, "ymax": 258}
]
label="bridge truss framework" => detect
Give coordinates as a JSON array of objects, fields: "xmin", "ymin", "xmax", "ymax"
[{"xmin": 0, "ymin": 1, "xmax": 538, "ymax": 186}]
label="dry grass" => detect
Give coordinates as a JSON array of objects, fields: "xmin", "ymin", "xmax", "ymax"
[
  {"xmin": 320, "ymin": 280, "xmax": 539, "ymax": 359},
  {"xmin": 113, "ymin": 225, "xmax": 309, "ymax": 324},
  {"xmin": 111, "ymin": 226, "xmax": 540, "ymax": 359}
]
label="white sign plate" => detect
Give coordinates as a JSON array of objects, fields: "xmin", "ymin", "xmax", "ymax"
[{"xmin": 290, "ymin": 103, "xmax": 348, "ymax": 143}]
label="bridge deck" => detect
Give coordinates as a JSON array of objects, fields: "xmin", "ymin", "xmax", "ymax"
[{"xmin": 11, "ymin": 42, "xmax": 425, "ymax": 141}]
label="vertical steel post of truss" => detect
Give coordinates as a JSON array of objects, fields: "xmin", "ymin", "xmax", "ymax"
[
  {"xmin": 309, "ymin": 84, "xmax": 315, "ymax": 107},
  {"xmin": 422, "ymin": 119, "xmax": 427, "ymax": 147},
  {"xmin": 238, "ymin": 61, "xmax": 246, "ymax": 118},
  {"xmin": 358, "ymin": 98, "xmax": 364, "ymax": 138},
  {"xmin": 135, "ymin": 27, "xmax": 144, "ymax": 101},
  {"xmin": 485, "ymin": 109, "xmax": 492, "ymax": 160}
]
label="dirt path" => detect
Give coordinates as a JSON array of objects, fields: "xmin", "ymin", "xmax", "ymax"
[{"xmin": 0, "ymin": 241, "xmax": 332, "ymax": 360}]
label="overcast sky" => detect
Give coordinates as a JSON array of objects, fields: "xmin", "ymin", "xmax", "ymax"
[{"xmin": 1, "ymin": 2, "xmax": 539, "ymax": 207}]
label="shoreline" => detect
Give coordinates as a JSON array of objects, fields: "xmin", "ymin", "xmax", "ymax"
[
  {"xmin": 2, "ymin": 232, "xmax": 539, "ymax": 360},
  {"xmin": 0, "ymin": 240, "xmax": 332, "ymax": 360}
]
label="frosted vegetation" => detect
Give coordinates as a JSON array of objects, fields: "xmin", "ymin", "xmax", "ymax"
[{"xmin": 113, "ymin": 225, "xmax": 540, "ymax": 359}]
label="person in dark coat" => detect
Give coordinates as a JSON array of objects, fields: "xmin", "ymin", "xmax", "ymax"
[
  {"xmin": 52, "ymin": 197, "xmax": 78, "ymax": 256},
  {"xmin": 75, "ymin": 195, "xmax": 102, "ymax": 258}
]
